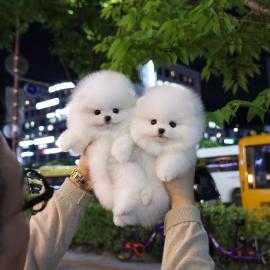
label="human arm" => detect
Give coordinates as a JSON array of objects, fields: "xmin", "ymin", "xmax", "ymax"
[
  {"xmin": 24, "ymin": 153, "xmax": 94, "ymax": 270},
  {"xmin": 161, "ymin": 168, "xmax": 215, "ymax": 270}
]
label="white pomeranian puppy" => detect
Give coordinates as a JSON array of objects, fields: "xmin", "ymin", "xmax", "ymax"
[
  {"xmin": 58, "ymin": 70, "xmax": 148, "ymax": 210},
  {"xmin": 132, "ymin": 85, "xmax": 205, "ymax": 180},
  {"xmin": 112, "ymin": 85, "xmax": 204, "ymax": 227}
]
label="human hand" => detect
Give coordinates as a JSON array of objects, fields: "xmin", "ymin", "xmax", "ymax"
[{"xmin": 163, "ymin": 166, "xmax": 195, "ymax": 209}]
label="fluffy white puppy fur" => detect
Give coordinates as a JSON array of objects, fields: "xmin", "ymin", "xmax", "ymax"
[
  {"xmin": 58, "ymin": 70, "xmax": 149, "ymax": 211},
  {"xmin": 132, "ymin": 85, "xmax": 205, "ymax": 180},
  {"xmin": 112, "ymin": 85, "xmax": 204, "ymax": 227}
]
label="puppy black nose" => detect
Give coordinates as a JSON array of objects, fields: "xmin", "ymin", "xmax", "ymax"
[
  {"xmin": 104, "ymin": 115, "xmax": 111, "ymax": 123},
  {"xmin": 158, "ymin": 128, "xmax": 165, "ymax": 135}
]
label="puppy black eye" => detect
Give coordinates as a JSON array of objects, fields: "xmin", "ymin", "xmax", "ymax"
[
  {"xmin": 169, "ymin": 121, "xmax": 176, "ymax": 128},
  {"xmin": 151, "ymin": 119, "xmax": 157, "ymax": 125},
  {"xmin": 94, "ymin": 110, "xmax": 101, "ymax": 115},
  {"xmin": 113, "ymin": 108, "xmax": 119, "ymax": 114}
]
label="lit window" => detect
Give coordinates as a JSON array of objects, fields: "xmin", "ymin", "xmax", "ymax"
[
  {"xmin": 48, "ymin": 82, "xmax": 75, "ymax": 93},
  {"xmin": 36, "ymin": 98, "xmax": 60, "ymax": 110}
]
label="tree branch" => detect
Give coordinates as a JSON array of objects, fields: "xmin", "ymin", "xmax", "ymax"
[{"xmin": 244, "ymin": 0, "xmax": 270, "ymax": 16}]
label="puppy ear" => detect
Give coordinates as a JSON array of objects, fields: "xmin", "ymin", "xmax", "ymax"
[
  {"xmin": 186, "ymin": 96, "xmax": 204, "ymax": 117},
  {"xmin": 130, "ymin": 88, "xmax": 137, "ymax": 97},
  {"xmin": 186, "ymin": 101, "xmax": 195, "ymax": 114}
]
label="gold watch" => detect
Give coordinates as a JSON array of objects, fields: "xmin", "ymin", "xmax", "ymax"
[{"xmin": 69, "ymin": 169, "xmax": 93, "ymax": 193}]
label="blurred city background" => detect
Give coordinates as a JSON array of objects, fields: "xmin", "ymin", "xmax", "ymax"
[{"xmin": 1, "ymin": 1, "xmax": 270, "ymax": 269}]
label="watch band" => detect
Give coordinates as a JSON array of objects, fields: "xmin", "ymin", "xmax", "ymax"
[
  {"xmin": 69, "ymin": 169, "xmax": 96, "ymax": 201},
  {"xmin": 70, "ymin": 169, "xmax": 88, "ymax": 186}
]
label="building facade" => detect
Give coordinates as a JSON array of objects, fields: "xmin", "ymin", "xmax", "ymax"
[{"xmin": 7, "ymin": 82, "xmax": 76, "ymax": 166}]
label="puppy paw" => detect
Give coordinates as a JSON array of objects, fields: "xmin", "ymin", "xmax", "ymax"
[
  {"xmin": 113, "ymin": 215, "xmax": 126, "ymax": 227},
  {"xmin": 69, "ymin": 143, "xmax": 86, "ymax": 155},
  {"xmin": 113, "ymin": 205, "xmax": 133, "ymax": 216},
  {"xmin": 157, "ymin": 167, "xmax": 178, "ymax": 182},
  {"xmin": 141, "ymin": 187, "xmax": 152, "ymax": 206},
  {"xmin": 111, "ymin": 136, "xmax": 132, "ymax": 162},
  {"xmin": 113, "ymin": 213, "xmax": 136, "ymax": 227},
  {"xmin": 57, "ymin": 130, "xmax": 90, "ymax": 155},
  {"xmin": 57, "ymin": 131, "xmax": 73, "ymax": 152},
  {"xmin": 111, "ymin": 143, "xmax": 132, "ymax": 163}
]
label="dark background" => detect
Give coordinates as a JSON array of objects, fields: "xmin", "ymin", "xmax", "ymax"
[{"xmin": 1, "ymin": 23, "xmax": 269, "ymax": 128}]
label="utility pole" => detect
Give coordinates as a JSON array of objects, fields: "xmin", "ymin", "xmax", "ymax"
[{"xmin": 12, "ymin": 18, "xmax": 20, "ymax": 153}]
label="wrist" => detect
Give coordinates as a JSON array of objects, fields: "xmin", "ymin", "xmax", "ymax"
[
  {"xmin": 170, "ymin": 196, "xmax": 194, "ymax": 209},
  {"xmin": 75, "ymin": 166, "xmax": 90, "ymax": 181},
  {"xmin": 69, "ymin": 169, "xmax": 92, "ymax": 192}
]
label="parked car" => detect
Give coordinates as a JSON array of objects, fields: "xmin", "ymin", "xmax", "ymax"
[
  {"xmin": 38, "ymin": 165, "xmax": 75, "ymax": 190},
  {"xmin": 197, "ymin": 146, "xmax": 240, "ymax": 204},
  {"xmin": 194, "ymin": 166, "xmax": 220, "ymax": 204}
]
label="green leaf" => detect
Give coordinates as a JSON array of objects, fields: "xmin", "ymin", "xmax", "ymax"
[
  {"xmin": 212, "ymin": 21, "xmax": 221, "ymax": 35},
  {"xmin": 247, "ymin": 107, "xmax": 258, "ymax": 122},
  {"xmin": 158, "ymin": 21, "xmax": 172, "ymax": 34},
  {"xmin": 232, "ymin": 84, "xmax": 238, "ymax": 95},
  {"xmin": 229, "ymin": 44, "xmax": 235, "ymax": 55},
  {"xmin": 223, "ymin": 17, "xmax": 235, "ymax": 33},
  {"xmin": 101, "ymin": 6, "xmax": 113, "ymax": 19},
  {"xmin": 118, "ymin": 13, "xmax": 136, "ymax": 31},
  {"xmin": 212, "ymin": 110, "xmax": 225, "ymax": 128},
  {"xmin": 201, "ymin": 66, "xmax": 211, "ymax": 81},
  {"xmin": 223, "ymin": 77, "xmax": 234, "ymax": 92},
  {"xmin": 222, "ymin": 107, "xmax": 233, "ymax": 124},
  {"xmin": 114, "ymin": 39, "xmax": 130, "ymax": 61},
  {"xmin": 238, "ymin": 75, "xmax": 248, "ymax": 91},
  {"xmin": 180, "ymin": 48, "xmax": 189, "ymax": 64},
  {"xmin": 141, "ymin": 17, "xmax": 150, "ymax": 31},
  {"xmin": 108, "ymin": 39, "xmax": 121, "ymax": 58}
]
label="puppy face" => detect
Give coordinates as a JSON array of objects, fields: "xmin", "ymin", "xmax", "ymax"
[
  {"xmin": 69, "ymin": 70, "xmax": 136, "ymax": 133},
  {"xmin": 130, "ymin": 85, "xmax": 204, "ymax": 155},
  {"xmin": 79, "ymin": 86, "xmax": 133, "ymax": 130}
]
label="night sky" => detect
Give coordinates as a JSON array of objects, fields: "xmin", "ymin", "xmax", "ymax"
[
  {"xmin": 1, "ymin": 23, "xmax": 269, "ymax": 127},
  {"xmin": 0, "ymin": 24, "xmax": 73, "ymax": 98}
]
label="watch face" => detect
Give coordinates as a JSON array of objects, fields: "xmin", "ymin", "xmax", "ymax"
[
  {"xmin": 70, "ymin": 170, "xmax": 93, "ymax": 194},
  {"xmin": 77, "ymin": 176, "xmax": 86, "ymax": 184},
  {"xmin": 72, "ymin": 171, "xmax": 86, "ymax": 185}
]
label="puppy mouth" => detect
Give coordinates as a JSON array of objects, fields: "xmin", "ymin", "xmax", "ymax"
[
  {"xmin": 95, "ymin": 122, "xmax": 115, "ymax": 128},
  {"xmin": 153, "ymin": 135, "xmax": 169, "ymax": 142},
  {"xmin": 104, "ymin": 120, "xmax": 119, "ymax": 127}
]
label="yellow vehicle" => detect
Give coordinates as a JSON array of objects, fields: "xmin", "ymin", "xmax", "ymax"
[
  {"xmin": 239, "ymin": 135, "xmax": 270, "ymax": 214},
  {"xmin": 38, "ymin": 165, "xmax": 75, "ymax": 189}
]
